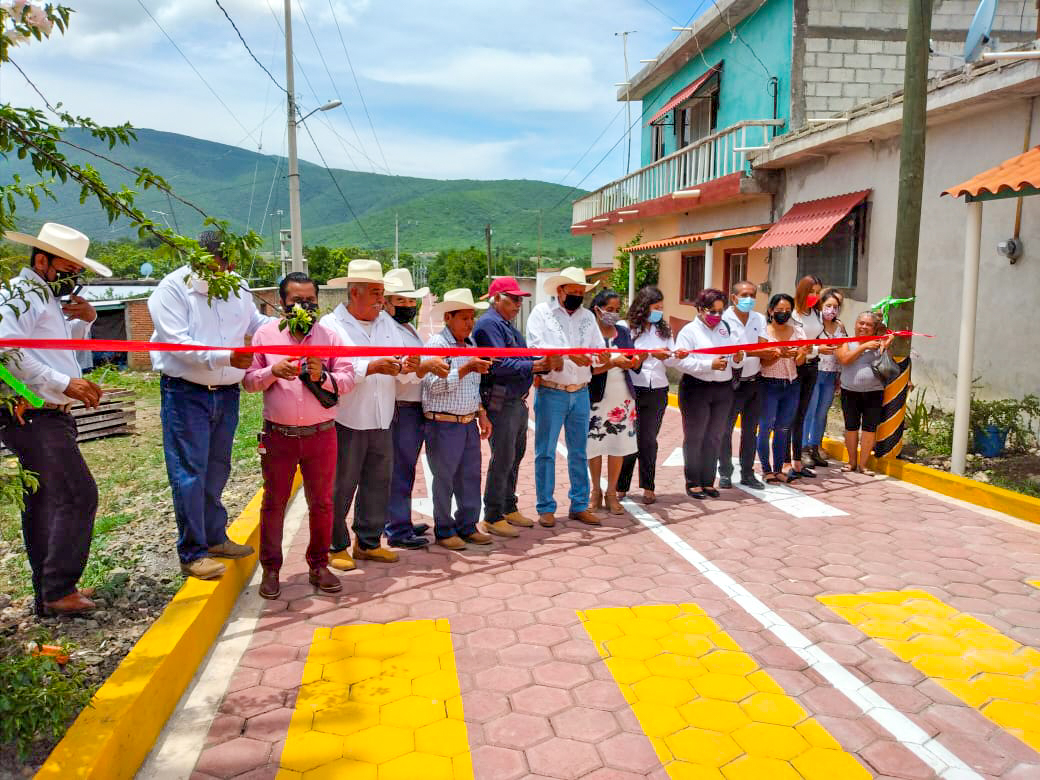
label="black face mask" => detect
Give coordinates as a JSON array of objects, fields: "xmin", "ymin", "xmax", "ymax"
[
  {"xmin": 391, "ymin": 306, "xmax": 417, "ymax": 325},
  {"xmin": 52, "ymin": 270, "xmax": 81, "ymax": 299},
  {"xmin": 562, "ymin": 294, "xmax": 584, "ymax": 312},
  {"xmin": 772, "ymin": 310, "xmax": 792, "ymax": 324},
  {"xmin": 284, "ymin": 301, "xmax": 320, "ymax": 336}
]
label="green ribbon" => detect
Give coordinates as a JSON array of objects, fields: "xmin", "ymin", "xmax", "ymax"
[
  {"xmin": 0, "ymin": 363, "xmax": 44, "ymax": 408},
  {"xmin": 872, "ymin": 295, "xmax": 915, "ymax": 325}
]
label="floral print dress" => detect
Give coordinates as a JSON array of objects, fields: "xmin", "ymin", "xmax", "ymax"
[{"xmin": 587, "ymin": 336, "xmax": 638, "ymax": 458}]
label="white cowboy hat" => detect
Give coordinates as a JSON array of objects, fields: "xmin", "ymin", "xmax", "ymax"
[
  {"xmin": 383, "ymin": 267, "xmax": 429, "ymax": 299},
  {"xmin": 4, "ymin": 222, "xmax": 112, "ymax": 277},
  {"xmin": 542, "ymin": 265, "xmax": 597, "ymax": 295},
  {"xmin": 432, "ymin": 288, "xmax": 489, "ymax": 317},
  {"xmin": 326, "ymin": 259, "xmax": 384, "ymax": 289}
]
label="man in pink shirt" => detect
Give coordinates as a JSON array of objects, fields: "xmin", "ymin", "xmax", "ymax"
[{"xmin": 244, "ymin": 272, "xmax": 356, "ymax": 599}]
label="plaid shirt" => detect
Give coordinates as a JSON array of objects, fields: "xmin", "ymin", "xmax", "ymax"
[{"xmin": 421, "ymin": 327, "xmax": 482, "ymax": 415}]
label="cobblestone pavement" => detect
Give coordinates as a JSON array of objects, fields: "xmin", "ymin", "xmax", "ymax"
[{"xmin": 181, "ymin": 402, "xmax": 1040, "ymax": 780}]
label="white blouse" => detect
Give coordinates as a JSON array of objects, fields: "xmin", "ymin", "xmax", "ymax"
[
  {"xmin": 629, "ymin": 327, "xmax": 677, "ymax": 389},
  {"xmin": 674, "ymin": 317, "xmax": 744, "ymax": 383}
]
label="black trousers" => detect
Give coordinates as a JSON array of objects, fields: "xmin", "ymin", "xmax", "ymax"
[
  {"xmin": 331, "ymin": 423, "xmax": 392, "ymax": 551},
  {"xmin": 787, "ymin": 360, "xmax": 818, "ymax": 463},
  {"xmin": 718, "ymin": 378, "xmax": 762, "ymax": 480},
  {"xmin": 618, "ymin": 386, "xmax": 669, "ymax": 492},
  {"xmin": 483, "ymin": 397, "xmax": 528, "ymax": 524},
  {"xmin": 678, "ymin": 377, "xmax": 733, "ymax": 490},
  {"xmin": 1, "ymin": 410, "xmax": 98, "ymax": 613}
]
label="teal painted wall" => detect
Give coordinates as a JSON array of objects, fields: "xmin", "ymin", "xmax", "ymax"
[{"xmin": 639, "ymin": 0, "xmax": 792, "ymax": 167}]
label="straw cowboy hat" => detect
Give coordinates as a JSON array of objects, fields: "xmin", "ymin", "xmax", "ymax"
[
  {"xmin": 542, "ymin": 265, "xmax": 597, "ymax": 295},
  {"xmin": 4, "ymin": 222, "xmax": 112, "ymax": 277},
  {"xmin": 383, "ymin": 267, "xmax": 429, "ymax": 299},
  {"xmin": 432, "ymin": 288, "xmax": 489, "ymax": 317},
  {"xmin": 326, "ymin": 259, "xmax": 384, "ymax": 288}
]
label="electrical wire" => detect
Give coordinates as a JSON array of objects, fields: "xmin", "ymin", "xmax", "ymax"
[
  {"xmin": 213, "ymin": 0, "xmax": 287, "ymax": 95},
  {"xmin": 641, "ymin": 0, "xmax": 681, "ymax": 25},
  {"xmin": 299, "ymin": 121, "xmax": 374, "ymax": 246},
  {"xmin": 711, "ymin": 0, "xmax": 773, "ymax": 78}
]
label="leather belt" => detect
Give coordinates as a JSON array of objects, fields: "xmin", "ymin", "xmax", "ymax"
[
  {"xmin": 263, "ymin": 420, "xmax": 335, "ymax": 438},
  {"xmin": 162, "ymin": 375, "xmax": 239, "ymax": 392},
  {"xmin": 42, "ymin": 402, "xmax": 72, "ymax": 413},
  {"xmin": 396, "ymin": 400, "xmax": 422, "ymax": 408},
  {"xmin": 424, "ymin": 411, "xmax": 477, "ymax": 424},
  {"xmin": 539, "ymin": 379, "xmax": 587, "ymax": 393}
]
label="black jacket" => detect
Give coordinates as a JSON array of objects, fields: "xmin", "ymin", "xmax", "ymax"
[{"xmin": 589, "ymin": 324, "xmax": 641, "ymax": 405}]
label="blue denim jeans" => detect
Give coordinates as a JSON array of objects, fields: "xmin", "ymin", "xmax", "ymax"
[
  {"xmin": 756, "ymin": 378, "xmax": 801, "ymax": 474},
  {"xmin": 802, "ymin": 370, "xmax": 839, "ymax": 449},
  {"xmin": 386, "ymin": 404, "xmax": 426, "ymax": 542},
  {"xmin": 160, "ymin": 377, "xmax": 240, "ymax": 563},
  {"xmin": 533, "ymin": 386, "xmax": 590, "ymax": 515}
]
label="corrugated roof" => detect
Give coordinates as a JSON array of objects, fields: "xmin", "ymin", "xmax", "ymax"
[
  {"xmin": 627, "ymin": 224, "xmax": 772, "ymax": 254},
  {"xmin": 646, "ymin": 65, "xmax": 721, "ymax": 126},
  {"xmin": 943, "ymin": 146, "xmax": 1040, "ymax": 199},
  {"xmin": 751, "ymin": 190, "xmax": 870, "ymax": 250}
]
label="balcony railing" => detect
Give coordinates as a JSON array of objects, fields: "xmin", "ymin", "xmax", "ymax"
[{"xmin": 572, "ymin": 119, "xmax": 785, "ymax": 224}]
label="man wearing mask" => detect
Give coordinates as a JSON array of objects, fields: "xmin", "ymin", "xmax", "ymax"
[
  {"xmin": 0, "ymin": 223, "xmax": 109, "ymax": 616},
  {"xmin": 526, "ymin": 267, "xmax": 603, "ymax": 528},
  {"xmin": 472, "ymin": 277, "xmax": 558, "ymax": 538},
  {"xmin": 149, "ymin": 231, "xmax": 268, "ymax": 581},
  {"xmin": 243, "ymin": 272, "xmax": 355, "ymax": 600},
  {"xmin": 321, "ymin": 260, "xmax": 419, "ymax": 569},
  {"xmin": 382, "ymin": 267, "xmax": 448, "ymax": 549}
]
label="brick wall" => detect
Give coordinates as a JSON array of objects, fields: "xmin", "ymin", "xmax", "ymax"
[{"xmin": 799, "ymin": 0, "xmax": 1037, "ymax": 119}]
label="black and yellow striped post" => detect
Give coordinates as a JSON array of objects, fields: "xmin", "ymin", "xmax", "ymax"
[{"xmin": 874, "ymin": 355, "xmax": 912, "ymax": 459}]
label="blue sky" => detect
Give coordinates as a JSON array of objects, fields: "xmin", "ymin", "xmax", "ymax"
[{"xmin": 0, "ymin": 0, "xmax": 710, "ymax": 191}]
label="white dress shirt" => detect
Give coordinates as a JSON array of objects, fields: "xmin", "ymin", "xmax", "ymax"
[
  {"xmin": 320, "ymin": 305, "xmax": 399, "ymax": 430},
  {"xmin": 722, "ymin": 307, "xmax": 767, "ymax": 378},
  {"xmin": 630, "ymin": 327, "xmax": 677, "ymax": 389},
  {"xmin": 526, "ymin": 298, "xmax": 601, "ymax": 386},
  {"xmin": 0, "ymin": 267, "xmax": 93, "ymax": 404},
  {"xmin": 148, "ymin": 265, "xmax": 268, "ymax": 386},
  {"xmin": 391, "ymin": 319, "xmax": 424, "ymax": 403},
  {"xmin": 793, "ymin": 308, "xmax": 824, "ymax": 359},
  {"xmin": 674, "ymin": 316, "xmax": 744, "ymax": 382}
]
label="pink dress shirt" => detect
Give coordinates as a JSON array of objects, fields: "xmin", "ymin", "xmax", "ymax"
[
  {"xmin": 758, "ymin": 324, "xmax": 805, "ymax": 381},
  {"xmin": 243, "ymin": 320, "xmax": 356, "ymax": 427}
]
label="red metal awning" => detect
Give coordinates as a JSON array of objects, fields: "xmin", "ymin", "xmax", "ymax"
[
  {"xmin": 646, "ymin": 65, "xmax": 721, "ymax": 126},
  {"xmin": 627, "ymin": 224, "xmax": 772, "ymax": 254},
  {"xmin": 943, "ymin": 146, "xmax": 1040, "ymax": 199},
  {"xmin": 751, "ymin": 190, "xmax": 871, "ymax": 250}
]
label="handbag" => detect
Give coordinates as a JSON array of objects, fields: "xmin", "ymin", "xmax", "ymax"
[
  {"xmin": 300, "ymin": 370, "xmax": 339, "ymax": 408},
  {"xmin": 870, "ymin": 349, "xmax": 900, "ymax": 383}
]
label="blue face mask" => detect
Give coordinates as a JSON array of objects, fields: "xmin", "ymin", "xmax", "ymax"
[
  {"xmin": 736, "ymin": 297, "xmax": 755, "ymax": 313},
  {"xmin": 647, "ymin": 309, "xmax": 663, "ymax": 324}
]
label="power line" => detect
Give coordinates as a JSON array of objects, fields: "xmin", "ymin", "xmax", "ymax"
[
  {"xmin": 641, "ymin": 0, "xmax": 681, "ymax": 25},
  {"xmin": 213, "ymin": 0, "xmax": 287, "ymax": 95},
  {"xmin": 299, "ymin": 120, "xmax": 374, "ymax": 247},
  {"xmin": 135, "ymin": 0, "xmax": 260, "ymax": 147},
  {"xmin": 711, "ymin": 0, "xmax": 773, "ymax": 78}
]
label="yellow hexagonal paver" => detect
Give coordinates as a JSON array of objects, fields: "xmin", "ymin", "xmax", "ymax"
[
  {"xmin": 973, "ymin": 673, "xmax": 1040, "ymax": 702},
  {"xmin": 381, "ymin": 653, "xmax": 440, "ymax": 680},
  {"xmin": 349, "ymin": 675, "xmax": 412, "ymax": 707},
  {"xmin": 379, "ymin": 695, "xmax": 447, "ymax": 729},
  {"xmin": 302, "ymin": 758, "xmax": 376, "ymax": 780},
  {"xmin": 739, "ymin": 692, "xmax": 809, "ymax": 726},
  {"xmin": 378, "ymin": 752, "xmax": 453, "ymax": 780},
  {"xmin": 353, "ymin": 636, "xmax": 411, "ymax": 661},
  {"xmin": 720, "ymin": 754, "xmax": 802, "ymax": 780},
  {"xmin": 382, "ymin": 621, "xmax": 434, "ymax": 639},
  {"xmin": 795, "ymin": 720, "xmax": 842, "ymax": 750},
  {"xmin": 308, "ymin": 638, "xmax": 355, "ymax": 665},
  {"xmin": 708, "ymin": 632, "xmax": 742, "ymax": 652},
  {"xmin": 661, "ymin": 633, "xmax": 715, "ymax": 658},
  {"xmin": 857, "ymin": 603, "xmax": 909, "ymax": 621},
  {"xmin": 646, "ymin": 653, "xmax": 707, "ymax": 680},
  {"xmin": 606, "ymin": 635, "xmax": 662, "ymax": 660},
  {"xmin": 791, "ymin": 747, "xmax": 872, "ymax": 780},
  {"xmin": 665, "ymin": 727, "xmax": 742, "ymax": 767},
  {"xmin": 582, "ymin": 620, "xmax": 623, "ymax": 641},
  {"xmin": 913, "ymin": 654, "xmax": 977, "ymax": 681},
  {"xmin": 983, "ymin": 700, "xmax": 1040, "ymax": 733},
  {"xmin": 667, "ymin": 761, "xmax": 724, "ymax": 779},
  {"xmin": 678, "ymin": 699, "xmax": 750, "ymax": 732},
  {"xmin": 631, "ymin": 676, "xmax": 696, "ymax": 707},
  {"xmin": 279, "ymin": 731, "xmax": 344, "ymax": 773},
  {"xmin": 966, "ymin": 649, "xmax": 1034, "ymax": 677},
  {"xmin": 903, "ymin": 634, "xmax": 963, "ymax": 657},
  {"xmin": 745, "ymin": 670, "xmax": 784, "ymax": 695},
  {"xmin": 701, "ymin": 650, "xmax": 758, "ymax": 676},
  {"xmin": 412, "ymin": 670, "xmax": 462, "ymax": 700},
  {"xmin": 331, "ymin": 624, "xmax": 381, "ymax": 642},
  {"xmin": 312, "ymin": 701, "xmax": 380, "ymax": 737},
  {"xmin": 630, "ymin": 702, "xmax": 687, "ymax": 737},
  {"xmin": 905, "ymin": 615, "xmax": 960, "ymax": 637},
  {"xmin": 633, "ymin": 604, "xmax": 682, "ymax": 621},
  {"xmin": 730, "ymin": 722, "xmax": 809, "ymax": 760},
  {"xmin": 669, "ymin": 615, "xmax": 719, "ymax": 635},
  {"xmin": 324, "ymin": 657, "xmax": 382, "ymax": 685},
  {"xmin": 453, "ymin": 751, "xmax": 474, "ymax": 779},
  {"xmin": 604, "ymin": 657, "xmax": 652, "ymax": 684},
  {"xmin": 341, "ymin": 725, "xmax": 414, "ymax": 764},
  {"xmin": 276, "ymin": 770, "xmax": 302, "ymax": 780},
  {"xmin": 953, "ymin": 630, "xmax": 1019, "ymax": 653},
  {"xmin": 296, "ymin": 679, "xmax": 352, "ymax": 712},
  {"xmin": 414, "ymin": 718, "xmax": 470, "ymax": 757},
  {"xmin": 626, "ymin": 617, "xmax": 671, "ymax": 639},
  {"xmin": 691, "ymin": 673, "xmax": 757, "ymax": 702},
  {"xmin": 858, "ymin": 619, "xmax": 914, "ymax": 641}
]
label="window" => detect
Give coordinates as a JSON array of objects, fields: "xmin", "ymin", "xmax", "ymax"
[
  {"xmin": 651, "ymin": 123, "xmax": 666, "ymax": 162},
  {"xmin": 673, "ymin": 75, "xmax": 719, "ymax": 150},
  {"xmin": 680, "ymin": 252, "xmax": 705, "ymax": 304},
  {"xmin": 797, "ymin": 203, "xmax": 868, "ymax": 293},
  {"xmin": 723, "ymin": 249, "xmax": 749, "ymax": 294}
]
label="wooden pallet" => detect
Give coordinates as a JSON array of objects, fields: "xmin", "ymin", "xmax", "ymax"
[{"xmin": 1, "ymin": 387, "xmax": 136, "ymax": 455}]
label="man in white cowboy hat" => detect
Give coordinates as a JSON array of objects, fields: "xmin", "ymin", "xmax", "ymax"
[
  {"xmin": 0, "ymin": 222, "xmax": 110, "ymax": 616},
  {"xmin": 320, "ymin": 259, "xmax": 418, "ymax": 568},
  {"xmin": 382, "ymin": 267, "xmax": 450, "ymax": 549},
  {"xmin": 149, "ymin": 230, "xmax": 268, "ymax": 581},
  {"xmin": 526, "ymin": 266, "xmax": 604, "ymax": 528},
  {"xmin": 421, "ymin": 288, "xmax": 493, "ymax": 549}
]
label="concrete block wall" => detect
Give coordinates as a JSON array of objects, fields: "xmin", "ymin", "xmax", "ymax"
[{"xmin": 799, "ymin": 0, "xmax": 1037, "ymax": 120}]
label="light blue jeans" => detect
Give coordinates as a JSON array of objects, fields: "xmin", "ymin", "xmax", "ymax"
[
  {"xmin": 533, "ymin": 386, "xmax": 590, "ymax": 515},
  {"xmin": 803, "ymin": 370, "xmax": 839, "ymax": 449}
]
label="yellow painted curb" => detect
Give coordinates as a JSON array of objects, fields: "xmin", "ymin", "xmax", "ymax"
[{"xmin": 35, "ymin": 473, "xmax": 302, "ymax": 780}]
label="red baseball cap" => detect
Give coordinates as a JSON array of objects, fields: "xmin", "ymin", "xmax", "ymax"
[{"xmin": 487, "ymin": 276, "xmax": 530, "ymax": 298}]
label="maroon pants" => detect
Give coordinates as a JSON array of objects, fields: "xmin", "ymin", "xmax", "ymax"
[{"xmin": 259, "ymin": 425, "xmax": 336, "ymax": 572}]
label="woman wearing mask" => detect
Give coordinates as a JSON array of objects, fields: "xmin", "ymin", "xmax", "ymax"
[
  {"xmin": 587, "ymin": 289, "xmax": 643, "ymax": 514},
  {"xmin": 674, "ymin": 289, "xmax": 745, "ymax": 499},
  {"xmin": 836, "ymin": 311, "xmax": 893, "ymax": 475},
  {"xmin": 785, "ymin": 275, "xmax": 824, "ymax": 478},
  {"xmin": 801, "ymin": 288, "xmax": 846, "ymax": 466},
  {"xmin": 617, "ymin": 286, "xmax": 686, "ymax": 505},
  {"xmin": 757, "ymin": 294, "xmax": 808, "ymax": 483}
]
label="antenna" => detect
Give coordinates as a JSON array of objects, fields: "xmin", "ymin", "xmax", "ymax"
[{"xmin": 964, "ymin": 0, "xmax": 997, "ymax": 63}]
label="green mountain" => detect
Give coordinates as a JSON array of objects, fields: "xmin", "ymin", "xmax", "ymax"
[{"xmin": 0, "ymin": 128, "xmax": 589, "ymax": 256}]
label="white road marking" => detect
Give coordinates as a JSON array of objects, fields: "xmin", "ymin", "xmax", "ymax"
[
  {"xmin": 729, "ymin": 459, "xmax": 848, "ymax": 518},
  {"xmin": 620, "ymin": 495, "xmax": 981, "ymax": 780},
  {"xmin": 663, "ymin": 446, "xmax": 684, "ymax": 467}
]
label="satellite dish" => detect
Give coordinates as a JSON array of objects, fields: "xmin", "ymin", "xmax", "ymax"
[
  {"xmin": 964, "ymin": 0, "xmax": 997, "ymax": 63},
  {"xmin": 139, "ymin": 261, "xmax": 154, "ymax": 278}
]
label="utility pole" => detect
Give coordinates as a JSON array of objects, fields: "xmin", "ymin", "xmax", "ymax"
[
  {"xmin": 888, "ymin": 0, "xmax": 933, "ymax": 355},
  {"xmin": 283, "ymin": 0, "xmax": 304, "ymax": 273},
  {"xmin": 393, "ymin": 213, "xmax": 400, "ymax": 268},
  {"xmin": 485, "ymin": 223, "xmax": 493, "ymax": 282},
  {"xmin": 615, "ymin": 31, "xmax": 636, "ymax": 175},
  {"xmin": 537, "ymin": 208, "xmax": 543, "ymax": 267}
]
